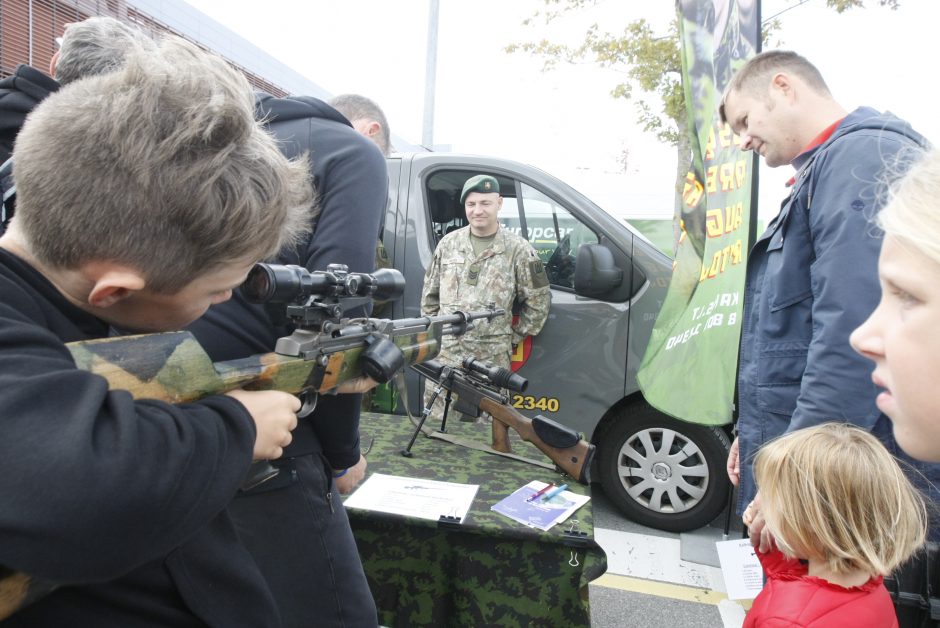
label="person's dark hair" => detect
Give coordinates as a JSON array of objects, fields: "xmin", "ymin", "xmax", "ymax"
[
  {"xmin": 719, "ymin": 50, "xmax": 830, "ymax": 124},
  {"xmin": 329, "ymin": 93, "xmax": 391, "ymax": 155},
  {"xmin": 55, "ymin": 16, "xmax": 157, "ymax": 85},
  {"xmin": 14, "ymin": 36, "xmax": 313, "ymax": 292}
]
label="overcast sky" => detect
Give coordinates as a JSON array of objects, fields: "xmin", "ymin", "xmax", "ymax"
[{"xmin": 182, "ymin": 0, "xmax": 940, "ymax": 223}]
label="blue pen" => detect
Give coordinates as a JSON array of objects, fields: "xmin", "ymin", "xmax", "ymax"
[{"xmin": 540, "ymin": 483, "xmax": 568, "ymax": 502}]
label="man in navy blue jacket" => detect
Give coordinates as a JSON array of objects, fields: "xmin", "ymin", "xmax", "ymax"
[
  {"xmin": 719, "ymin": 50, "xmax": 939, "ymax": 540},
  {"xmin": 186, "ymin": 93, "xmax": 386, "ymax": 628}
]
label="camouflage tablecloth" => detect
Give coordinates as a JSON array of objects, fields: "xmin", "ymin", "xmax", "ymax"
[{"xmin": 346, "ymin": 412, "xmax": 608, "ymax": 628}]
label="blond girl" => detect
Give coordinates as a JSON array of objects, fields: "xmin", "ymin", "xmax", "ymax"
[{"xmin": 744, "ymin": 423, "xmax": 925, "ymax": 627}]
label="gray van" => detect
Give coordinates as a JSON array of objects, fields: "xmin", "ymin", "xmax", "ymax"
[{"xmin": 381, "ymin": 152, "xmax": 731, "ymax": 532}]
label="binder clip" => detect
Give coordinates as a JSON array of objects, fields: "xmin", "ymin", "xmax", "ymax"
[
  {"xmin": 562, "ymin": 520, "xmax": 589, "ymax": 547},
  {"xmin": 437, "ymin": 507, "xmax": 463, "ymax": 529}
]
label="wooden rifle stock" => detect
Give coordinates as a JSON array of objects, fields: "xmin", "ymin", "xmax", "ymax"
[
  {"xmin": 479, "ymin": 397, "xmax": 595, "ymax": 484},
  {"xmin": 490, "ymin": 409, "xmax": 512, "ymax": 454}
]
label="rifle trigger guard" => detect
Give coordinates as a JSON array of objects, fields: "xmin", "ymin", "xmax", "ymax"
[{"xmin": 297, "ymin": 389, "xmax": 319, "ymax": 418}]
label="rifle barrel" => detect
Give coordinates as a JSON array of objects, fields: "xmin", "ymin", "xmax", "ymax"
[{"xmin": 391, "ymin": 308, "xmax": 505, "ymax": 329}]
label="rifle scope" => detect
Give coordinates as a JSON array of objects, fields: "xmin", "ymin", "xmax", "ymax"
[
  {"xmin": 242, "ymin": 263, "xmax": 405, "ymax": 304},
  {"xmin": 463, "ymin": 357, "xmax": 528, "ymax": 393}
]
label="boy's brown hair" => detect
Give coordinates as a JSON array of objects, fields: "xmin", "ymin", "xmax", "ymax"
[{"xmin": 13, "ymin": 36, "xmax": 312, "ymax": 293}]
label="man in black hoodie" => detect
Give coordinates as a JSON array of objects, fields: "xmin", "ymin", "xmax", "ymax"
[
  {"xmin": 0, "ymin": 66, "xmax": 58, "ymax": 232},
  {"xmin": 0, "ymin": 65, "xmax": 59, "ymax": 165},
  {"xmin": 186, "ymin": 93, "xmax": 386, "ymax": 627}
]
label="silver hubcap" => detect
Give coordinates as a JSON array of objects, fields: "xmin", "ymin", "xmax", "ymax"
[{"xmin": 616, "ymin": 427, "xmax": 708, "ymax": 514}]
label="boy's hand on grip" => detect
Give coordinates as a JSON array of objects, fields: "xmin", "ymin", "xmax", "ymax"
[{"xmin": 226, "ymin": 389, "xmax": 300, "ymax": 460}]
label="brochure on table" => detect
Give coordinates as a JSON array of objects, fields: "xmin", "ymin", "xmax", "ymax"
[
  {"xmin": 491, "ymin": 480, "xmax": 590, "ymax": 532},
  {"xmin": 344, "ymin": 473, "xmax": 479, "ymax": 523}
]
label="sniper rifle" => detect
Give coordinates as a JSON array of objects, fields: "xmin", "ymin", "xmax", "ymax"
[{"xmin": 410, "ymin": 357, "xmax": 595, "ymax": 484}]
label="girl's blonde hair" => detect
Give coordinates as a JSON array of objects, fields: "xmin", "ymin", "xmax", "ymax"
[
  {"xmin": 754, "ymin": 423, "xmax": 926, "ymax": 576},
  {"xmin": 879, "ymin": 147, "xmax": 940, "ymax": 266}
]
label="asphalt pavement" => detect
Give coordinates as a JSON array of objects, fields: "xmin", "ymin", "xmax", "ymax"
[{"xmin": 588, "ymin": 489, "xmax": 751, "ymax": 628}]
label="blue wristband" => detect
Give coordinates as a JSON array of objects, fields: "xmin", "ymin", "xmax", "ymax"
[{"xmin": 332, "ymin": 468, "xmax": 349, "ymax": 478}]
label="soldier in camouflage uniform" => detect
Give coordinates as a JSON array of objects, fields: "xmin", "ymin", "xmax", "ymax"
[{"xmin": 420, "ymin": 174, "xmax": 551, "ymax": 422}]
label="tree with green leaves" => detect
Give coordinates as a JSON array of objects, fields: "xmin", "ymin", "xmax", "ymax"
[
  {"xmin": 506, "ymin": 0, "xmax": 901, "ymax": 206},
  {"xmin": 507, "ymin": 10, "xmax": 686, "ymax": 193}
]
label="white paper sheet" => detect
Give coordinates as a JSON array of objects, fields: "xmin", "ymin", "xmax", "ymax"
[
  {"xmin": 344, "ymin": 473, "xmax": 479, "ymax": 523},
  {"xmin": 715, "ymin": 538, "xmax": 764, "ymax": 600}
]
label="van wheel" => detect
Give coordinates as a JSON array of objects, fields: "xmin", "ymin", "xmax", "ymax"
[{"xmin": 598, "ymin": 402, "xmax": 730, "ymax": 532}]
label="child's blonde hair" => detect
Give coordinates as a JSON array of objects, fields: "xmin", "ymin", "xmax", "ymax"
[
  {"xmin": 878, "ymin": 146, "xmax": 940, "ymax": 267},
  {"xmin": 754, "ymin": 423, "xmax": 926, "ymax": 576}
]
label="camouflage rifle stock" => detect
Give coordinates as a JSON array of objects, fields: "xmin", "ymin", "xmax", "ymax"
[
  {"xmin": 67, "ymin": 263, "xmax": 503, "ymax": 408},
  {"xmin": 0, "ymin": 264, "xmax": 502, "ymax": 619},
  {"xmin": 411, "ymin": 358, "xmax": 595, "ymax": 484},
  {"xmin": 66, "ymin": 309, "xmax": 503, "ymax": 404}
]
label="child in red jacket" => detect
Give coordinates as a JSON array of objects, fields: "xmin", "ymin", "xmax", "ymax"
[{"xmin": 743, "ymin": 423, "xmax": 926, "ymax": 627}]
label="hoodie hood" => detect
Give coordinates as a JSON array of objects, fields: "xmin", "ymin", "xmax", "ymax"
[
  {"xmin": 0, "ymin": 64, "xmax": 60, "ymax": 105},
  {"xmin": 254, "ymin": 92, "xmax": 351, "ymax": 127},
  {"xmin": 0, "ymin": 64, "xmax": 60, "ymax": 164}
]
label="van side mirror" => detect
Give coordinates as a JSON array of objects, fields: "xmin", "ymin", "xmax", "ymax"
[{"xmin": 574, "ymin": 243, "xmax": 623, "ymax": 297}]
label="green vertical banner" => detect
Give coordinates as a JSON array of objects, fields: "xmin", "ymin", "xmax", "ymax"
[{"xmin": 637, "ymin": 0, "xmax": 759, "ymax": 426}]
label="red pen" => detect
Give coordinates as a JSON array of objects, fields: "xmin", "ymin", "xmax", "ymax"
[{"xmin": 527, "ymin": 483, "xmax": 555, "ymax": 502}]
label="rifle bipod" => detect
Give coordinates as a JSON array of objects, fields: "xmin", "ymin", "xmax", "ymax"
[{"xmin": 400, "ymin": 378, "xmax": 454, "ymax": 457}]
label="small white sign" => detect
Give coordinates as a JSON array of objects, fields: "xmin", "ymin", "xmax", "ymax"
[
  {"xmin": 715, "ymin": 538, "xmax": 764, "ymax": 600},
  {"xmin": 344, "ymin": 473, "xmax": 478, "ymax": 523}
]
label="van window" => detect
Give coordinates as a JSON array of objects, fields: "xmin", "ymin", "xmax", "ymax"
[
  {"xmin": 424, "ymin": 172, "xmax": 600, "ymax": 290},
  {"xmin": 500, "ymin": 183, "xmax": 599, "ymax": 290}
]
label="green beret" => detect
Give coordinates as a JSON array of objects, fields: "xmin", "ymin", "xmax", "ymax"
[{"xmin": 460, "ymin": 174, "xmax": 500, "ymax": 204}]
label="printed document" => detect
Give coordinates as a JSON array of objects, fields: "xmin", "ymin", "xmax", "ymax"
[
  {"xmin": 344, "ymin": 473, "xmax": 478, "ymax": 523},
  {"xmin": 715, "ymin": 538, "xmax": 764, "ymax": 600}
]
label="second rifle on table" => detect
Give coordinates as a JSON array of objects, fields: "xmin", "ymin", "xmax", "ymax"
[{"xmin": 410, "ymin": 357, "xmax": 595, "ymax": 484}]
